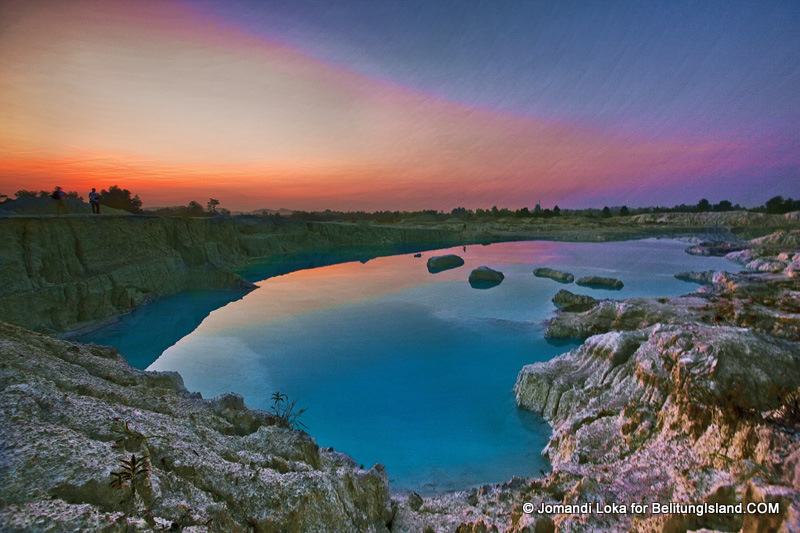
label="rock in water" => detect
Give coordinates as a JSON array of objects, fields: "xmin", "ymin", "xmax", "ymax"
[
  {"xmin": 533, "ymin": 267, "xmax": 574, "ymax": 283},
  {"xmin": 426, "ymin": 254, "xmax": 465, "ymax": 273},
  {"xmin": 685, "ymin": 241, "xmax": 747, "ymax": 257},
  {"xmin": 468, "ymin": 266, "xmax": 504, "ymax": 288},
  {"xmin": 551, "ymin": 289, "xmax": 597, "ymax": 312},
  {"xmin": 674, "ymin": 270, "xmax": 717, "ymax": 284},
  {"xmin": 575, "ymin": 276, "xmax": 623, "ymax": 289}
]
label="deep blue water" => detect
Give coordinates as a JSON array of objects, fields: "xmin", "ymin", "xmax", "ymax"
[{"xmin": 79, "ymin": 239, "xmax": 733, "ymax": 492}]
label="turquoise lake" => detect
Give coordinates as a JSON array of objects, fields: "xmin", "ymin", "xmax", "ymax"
[{"xmin": 79, "ymin": 239, "xmax": 733, "ymax": 492}]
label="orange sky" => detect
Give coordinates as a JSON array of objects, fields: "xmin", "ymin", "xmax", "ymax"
[{"xmin": 0, "ymin": 1, "xmax": 791, "ymax": 211}]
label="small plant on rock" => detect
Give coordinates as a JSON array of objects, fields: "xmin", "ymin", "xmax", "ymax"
[
  {"xmin": 110, "ymin": 453, "xmax": 150, "ymax": 500},
  {"xmin": 270, "ymin": 392, "xmax": 308, "ymax": 430}
]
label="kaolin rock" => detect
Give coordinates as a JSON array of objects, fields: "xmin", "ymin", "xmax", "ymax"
[
  {"xmin": 551, "ymin": 289, "xmax": 597, "ymax": 312},
  {"xmin": 534, "ymin": 267, "xmax": 574, "ymax": 283},
  {"xmin": 468, "ymin": 266, "xmax": 504, "ymax": 288},
  {"xmin": 674, "ymin": 270, "xmax": 716, "ymax": 285},
  {"xmin": 513, "ymin": 324, "xmax": 800, "ymax": 532},
  {"xmin": 575, "ymin": 275, "xmax": 623, "ymax": 289},
  {"xmin": 426, "ymin": 254, "xmax": 465, "ymax": 273},
  {"xmin": 0, "ymin": 321, "xmax": 393, "ymax": 532},
  {"xmin": 516, "ymin": 324, "xmax": 800, "ymax": 426}
]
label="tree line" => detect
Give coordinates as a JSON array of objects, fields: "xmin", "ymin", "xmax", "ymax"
[
  {"xmin": 286, "ymin": 196, "xmax": 799, "ymax": 222},
  {"xmin": 10, "ymin": 186, "xmax": 143, "ymax": 214},
  {"xmin": 146, "ymin": 198, "xmax": 230, "ymax": 217},
  {"xmin": 2, "ymin": 187, "xmax": 798, "ymax": 219},
  {"xmin": 3, "ymin": 186, "xmax": 229, "ymax": 217}
]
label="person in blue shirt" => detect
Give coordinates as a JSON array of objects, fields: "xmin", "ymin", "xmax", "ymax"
[{"xmin": 89, "ymin": 188, "xmax": 100, "ymax": 214}]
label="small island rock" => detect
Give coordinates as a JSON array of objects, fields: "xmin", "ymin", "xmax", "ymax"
[
  {"xmin": 575, "ymin": 276, "xmax": 624, "ymax": 289},
  {"xmin": 426, "ymin": 254, "xmax": 465, "ymax": 273},
  {"xmin": 551, "ymin": 289, "xmax": 598, "ymax": 312},
  {"xmin": 468, "ymin": 266, "xmax": 504, "ymax": 288},
  {"xmin": 533, "ymin": 267, "xmax": 574, "ymax": 283}
]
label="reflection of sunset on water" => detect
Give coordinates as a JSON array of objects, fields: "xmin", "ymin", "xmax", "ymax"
[
  {"xmin": 142, "ymin": 239, "xmax": 734, "ymax": 491},
  {"xmin": 196, "ymin": 241, "xmax": 567, "ymax": 331}
]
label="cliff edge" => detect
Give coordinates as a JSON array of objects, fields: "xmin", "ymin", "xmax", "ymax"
[
  {"xmin": 0, "ymin": 216, "xmax": 459, "ymax": 333},
  {"xmin": 0, "ymin": 321, "xmax": 392, "ymax": 532}
]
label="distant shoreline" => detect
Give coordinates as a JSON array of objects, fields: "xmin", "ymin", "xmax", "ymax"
[{"xmin": 1, "ymin": 211, "xmax": 797, "ymax": 335}]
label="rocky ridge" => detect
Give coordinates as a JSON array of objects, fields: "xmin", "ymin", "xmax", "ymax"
[
  {"xmin": 0, "ymin": 321, "xmax": 392, "ymax": 532},
  {"xmin": 514, "ymin": 324, "xmax": 799, "ymax": 532}
]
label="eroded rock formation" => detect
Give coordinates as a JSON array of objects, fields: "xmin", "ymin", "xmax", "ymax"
[
  {"xmin": 547, "ymin": 232, "xmax": 800, "ymax": 342},
  {"xmin": 513, "ymin": 324, "xmax": 800, "ymax": 532},
  {"xmin": 0, "ymin": 322, "xmax": 392, "ymax": 532},
  {"xmin": 0, "ymin": 216, "xmax": 460, "ymax": 333}
]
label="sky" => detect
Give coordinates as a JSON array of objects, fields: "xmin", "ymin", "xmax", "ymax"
[{"xmin": 1, "ymin": 0, "xmax": 798, "ymax": 211}]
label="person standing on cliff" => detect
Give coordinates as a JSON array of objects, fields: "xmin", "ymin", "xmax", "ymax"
[
  {"xmin": 52, "ymin": 186, "xmax": 67, "ymax": 215},
  {"xmin": 89, "ymin": 188, "xmax": 100, "ymax": 214}
]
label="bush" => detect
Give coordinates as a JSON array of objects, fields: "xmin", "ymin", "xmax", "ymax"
[{"xmin": 270, "ymin": 392, "xmax": 308, "ymax": 430}]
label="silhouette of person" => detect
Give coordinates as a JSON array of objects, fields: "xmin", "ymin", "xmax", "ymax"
[
  {"xmin": 52, "ymin": 186, "xmax": 67, "ymax": 215},
  {"xmin": 89, "ymin": 188, "xmax": 100, "ymax": 214}
]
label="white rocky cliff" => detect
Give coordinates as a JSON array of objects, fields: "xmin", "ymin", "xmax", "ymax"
[{"xmin": 0, "ymin": 322, "xmax": 392, "ymax": 532}]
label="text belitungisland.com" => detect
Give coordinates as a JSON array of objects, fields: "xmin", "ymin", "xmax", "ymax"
[{"xmin": 523, "ymin": 501, "xmax": 781, "ymax": 516}]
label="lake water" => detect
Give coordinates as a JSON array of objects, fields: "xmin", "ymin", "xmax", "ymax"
[{"xmin": 79, "ymin": 239, "xmax": 733, "ymax": 492}]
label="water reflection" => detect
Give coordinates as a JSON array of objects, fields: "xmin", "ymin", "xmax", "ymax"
[{"xmin": 140, "ymin": 239, "xmax": 732, "ymax": 492}]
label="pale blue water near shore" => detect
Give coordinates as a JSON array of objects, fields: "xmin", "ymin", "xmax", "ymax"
[{"xmin": 81, "ymin": 239, "xmax": 733, "ymax": 492}]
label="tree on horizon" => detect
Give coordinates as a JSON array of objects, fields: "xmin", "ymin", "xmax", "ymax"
[{"xmin": 100, "ymin": 185, "xmax": 142, "ymax": 214}]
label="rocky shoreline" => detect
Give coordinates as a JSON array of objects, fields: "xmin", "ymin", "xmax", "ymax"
[
  {"xmin": 390, "ymin": 230, "xmax": 800, "ymax": 532},
  {"xmin": 1, "ymin": 215, "xmax": 799, "ymax": 532},
  {"xmin": 0, "ymin": 321, "xmax": 392, "ymax": 532}
]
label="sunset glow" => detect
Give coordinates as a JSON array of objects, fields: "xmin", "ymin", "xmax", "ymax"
[{"xmin": 1, "ymin": 0, "xmax": 798, "ymax": 210}]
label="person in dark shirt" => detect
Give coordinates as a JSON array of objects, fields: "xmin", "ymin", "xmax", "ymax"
[{"xmin": 52, "ymin": 186, "xmax": 67, "ymax": 215}]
